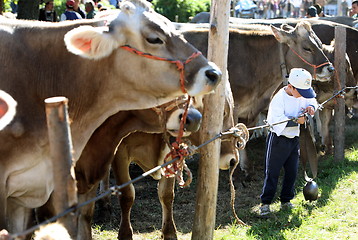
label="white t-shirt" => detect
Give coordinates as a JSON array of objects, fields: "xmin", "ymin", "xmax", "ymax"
[{"xmin": 267, "ymin": 87, "xmax": 318, "ymax": 138}]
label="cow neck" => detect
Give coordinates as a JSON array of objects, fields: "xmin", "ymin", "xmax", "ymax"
[
  {"xmin": 120, "ymin": 45, "xmax": 202, "ymax": 94},
  {"xmin": 279, "ymin": 43, "xmax": 289, "ymax": 86}
]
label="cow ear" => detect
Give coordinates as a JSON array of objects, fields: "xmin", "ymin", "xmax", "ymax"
[
  {"xmin": 119, "ymin": 1, "xmax": 136, "ymax": 15},
  {"xmin": 64, "ymin": 26, "xmax": 121, "ymax": 60},
  {"xmin": 271, "ymin": 25, "xmax": 283, "ymax": 42},
  {"xmin": 0, "ymin": 90, "xmax": 17, "ymax": 130},
  {"xmin": 271, "ymin": 25, "xmax": 290, "ymax": 44}
]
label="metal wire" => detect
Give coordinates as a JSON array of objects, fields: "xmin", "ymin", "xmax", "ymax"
[
  {"xmin": 8, "ymin": 85, "xmax": 358, "ymax": 239},
  {"xmin": 9, "ymin": 156, "xmax": 181, "ymax": 239}
]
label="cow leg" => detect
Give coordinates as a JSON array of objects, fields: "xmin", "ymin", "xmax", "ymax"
[
  {"xmin": 158, "ymin": 177, "xmax": 177, "ymax": 240},
  {"xmin": 77, "ymin": 185, "xmax": 98, "ymax": 240},
  {"xmin": 112, "ymin": 152, "xmax": 134, "ymax": 240},
  {"xmin": 319, "ymin": 108, "xmax": 333, "ymax": 154},
  {"xmin": 97, "ymin": 168, "xmax": 112, "ymax": 222},
  {"xmin": 0, "ymin": 175, "xmax": 7, "ymax": 230},
  {"xmin": 6, "ymin": 199, "xmax": 33, "ymax": 238},
  {"xmin": 239, "ymin": 149, "xmax": 251, "ymax": 181}
]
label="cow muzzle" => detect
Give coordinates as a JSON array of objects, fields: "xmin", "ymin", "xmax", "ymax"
[
  {"xmin": 166, "ymin": 107, "xmax": 202, "ymax": 137},
  {"xmin": 315, "ymin": 63, "xmax": 335, "ymax": 82},
  {"xmin": 187, "ymin": 62, "xmax": 222, "ymax": 96}
]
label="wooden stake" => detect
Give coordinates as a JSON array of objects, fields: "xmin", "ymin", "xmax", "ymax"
[
  {"xmin": 45, "ymin": 96, "xmax": 78, "ymax": 238},
  {"xmin": 191, "ymin": 0, "xmax": 230, "ymax": 239},
  {"xmin": 333, "ymin": 26, "xmax": 346, "ymax": 162}
]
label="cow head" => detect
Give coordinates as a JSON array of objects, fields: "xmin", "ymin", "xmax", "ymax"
[
  {"xmin": 271, "ymin": 21, "xmax": 334, "ymax": 82},
  {"xmin": 64, "ymin": 0, "xmax": 221, "ymax": 104},
  {"xmin": 0, "ymin": 90, "xmax": 17, "ymax": 131},
  {"xmin": 153, "ymin": 95, "xmax": 203, "ymax": 138},
  {"xmin": 314, "ymin": 43, "xmax": 357, "ymax": 110}
]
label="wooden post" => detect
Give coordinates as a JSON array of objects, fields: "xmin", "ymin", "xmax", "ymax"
[
  {"xmin": 45, "ymin": 97, "xmax": 78, "ymax": 238},
  {"xmin": 333, "ymin": 26, "xmax": 346, "ymax": 162},
  {"xmin": 191, "ymin": 0, "xmax": 230, "ymax": 239}
]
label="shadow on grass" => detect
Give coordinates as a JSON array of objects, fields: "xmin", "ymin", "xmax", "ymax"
[{"xmin": 92, "ymin": 119, "xmax": 358, "ymax": 237}]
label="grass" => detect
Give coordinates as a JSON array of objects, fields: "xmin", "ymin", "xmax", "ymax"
[
  {"xmin": 92, "ymin": 118, "xmax": 358, "ymax": 240},
  {"xmin": 214, "ymin": 156, "xmax": 358, "ymax": 240}
]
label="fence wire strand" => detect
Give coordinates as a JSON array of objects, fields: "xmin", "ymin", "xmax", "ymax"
[{"xmin": 8, "ymin": 85, "xmax": 358, "ymax": 239}]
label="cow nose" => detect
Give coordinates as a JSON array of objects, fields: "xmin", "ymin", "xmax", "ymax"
[
  {"xmin": 205, "ymin": 68, "xmax": 222, "ymax": 86},
  {"xmin": 180, "ymin": 108, "xmax": 202, "ymax": 132},
  {"xmin": 327, "ymin": 65, "xmax": 335, "ymax": 72}
]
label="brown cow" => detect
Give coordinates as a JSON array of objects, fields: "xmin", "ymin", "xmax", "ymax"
[
  {"xmin": 212, "ymin": 18, "xmax": 358, "ymax": 81},
  {"xmin": 106, "ymin": 84, "xmax": 237, "ymax": 240},
  {"xmin": 179, "ymin": 21, "xmax": 334, "ymax": 177},
  {"xmin": 218, "ymin": 18, "xmax": 358, "ymax": 155},
  {"xmin": 36, "ymin": 95, "xmax": 203, "ymax": 240},
  {"xmin": 0, "ymin": 0, "xmax": 221, "ymax": 235}
]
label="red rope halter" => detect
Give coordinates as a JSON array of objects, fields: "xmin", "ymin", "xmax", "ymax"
[
  {"xmin": 120, "ymin": 45, "xmax": 199, "ymax": 182},
  {"xmin": 120, "ymin": 45, "xmax": 202, "ymax": 94},
  {"xmin": 290, "ymin": 48, "xmax": 331, "ymax": 79}
]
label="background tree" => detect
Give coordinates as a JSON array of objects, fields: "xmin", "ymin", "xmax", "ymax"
[
  {"xmin": 152, "ymin": 0, "xmax": 210, "ymax": 22},
  {"xmin": 17, "ymin": 0, "xmax": 41, "ymax": 19}
]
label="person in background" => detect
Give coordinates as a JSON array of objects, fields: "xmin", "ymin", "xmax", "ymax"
[
  {"xmin": 60, "ymin": 0, "xmax": 82, "ymax": 21},
  {"xmin": 259, "ymin": 68, "xmax": 318, "ymax": 216},
  {"xmin": 39, "ymin": 0, "xmax": 57, "ymax": 22},
  {"xmin": 306, "ymin": 6, "xmax": 318, "ymax": 18},
  {"xmin": 97, "ymin": 3, "xmax": 107, "ymax": 11},
  {"xmin": 73, "ymin": 0, "xmax": 86, "ymax": 18},
  {"xmin": 85, "ymin": 0, "xmax": 96, "ymax": 19},
  {"xmin": 349, "ymin": 0, "xmax": 358, "ymax": 18},
  {"xmin": 313, "ymin": 4, "xmax": 325, "ymax": 17},
  {"xmin": 341, "ymin": 0, "xmax": 349, "ymax": 16}
]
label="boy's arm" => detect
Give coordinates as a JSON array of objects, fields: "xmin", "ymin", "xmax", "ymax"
[{"xmin": 306, "ymin": 98, "xmax": 318, "ymax": 115}]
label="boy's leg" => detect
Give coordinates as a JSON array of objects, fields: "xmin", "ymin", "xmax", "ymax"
[
  {"xmin": 280, "ymin": 137, "xmax": 299, "ymax": 203},
  {"xmin": 260, "ymin": 133, "xmax": 291, "ymax": 204}
]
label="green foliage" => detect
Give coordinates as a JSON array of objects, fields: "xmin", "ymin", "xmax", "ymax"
[
  {"xmin": 152, "ymin": 0, "xmax": 210, "ymax": 22},
  {"xmin": 3, "ymin": 0, "xmax": 17, "ymax": 13}
]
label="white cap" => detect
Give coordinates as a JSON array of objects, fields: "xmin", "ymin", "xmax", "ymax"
[{"xmin": 288, "ymin": 68, "xmax": 316, "ymax": 98}]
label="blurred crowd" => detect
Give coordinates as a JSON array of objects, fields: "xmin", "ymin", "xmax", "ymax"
[{"xmin": 233, "ymin": 0, "xmax": 355, "ymax": 19}]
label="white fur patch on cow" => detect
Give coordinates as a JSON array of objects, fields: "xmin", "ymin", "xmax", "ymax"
[
  {"xmin": 0, "ymin": 90, "xmax": 17, "ymax": 130},
  {"xmin": 34, "ymin": 222, "xmax": 72, "ymax": 240},
  {"xmin": 188, "ymin": 62, "xmax": 220, "ymax": 96}
]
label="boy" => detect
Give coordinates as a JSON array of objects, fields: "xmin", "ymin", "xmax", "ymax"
[{"xmin": 260, "ymin": 68, "xmax": 318, "ymax": 216}]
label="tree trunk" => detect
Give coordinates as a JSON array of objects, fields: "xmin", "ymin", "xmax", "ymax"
[
  {"xmin": 0, "ymin": 0, "xmax": 4, "ymax": 15},
  {"xmin": 17, "ymin": 0, "xmax": 41, "ymax": 20}
]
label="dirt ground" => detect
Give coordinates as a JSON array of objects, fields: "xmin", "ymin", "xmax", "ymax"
[{"xmin": 92, "ymin": 136, "xmax": 268, "ymax": 236}]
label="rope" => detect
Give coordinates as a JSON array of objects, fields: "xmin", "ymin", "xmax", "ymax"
[
  {"xmin": 161, "ymin": 96, "xmax": 192, "ymax": 186},
  {"xmin": 120, "ymin": 45, "xmax": 202, "ymax": 94},
  {"xmin": 289, "ymin": 48, "xmax": 331, "ymax": 80},
  {"xmin": 120, "ymin": 44, "xmax": 199, "ymax": 183}
]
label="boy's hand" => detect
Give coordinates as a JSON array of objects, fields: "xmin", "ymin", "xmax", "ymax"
[
  {"xmin": 297, "ymin": 116, "xmax": 305, "ymax": 124},
  {"xmin": 305, "ymin": 106, "xmax": 315, "ymax": 115}
]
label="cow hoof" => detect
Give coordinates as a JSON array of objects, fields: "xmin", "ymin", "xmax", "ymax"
[
  {"xmin": 118, "ymin": 234, "xmax": 133, "ymax": 240},
  {"xmin": 162, "ymin": 235, "xmax": 177, "ymax": 240}
]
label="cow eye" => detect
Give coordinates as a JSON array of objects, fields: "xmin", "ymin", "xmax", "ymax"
[
  {"xmin": 146, "ymin": 37, "xmax": 163, "ymax": 44},
  {"xmin": 303, "ymin": 47, "xmax": 312, "ymax": 52}
]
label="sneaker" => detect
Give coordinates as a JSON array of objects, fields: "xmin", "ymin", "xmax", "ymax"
[
  {"xmin": 281, "ymin": 202, "xmax": 294, "ymax": 209},
  {"xmin": 259, "ymin": 204, "xmax": 271, "ymax": 216}
]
